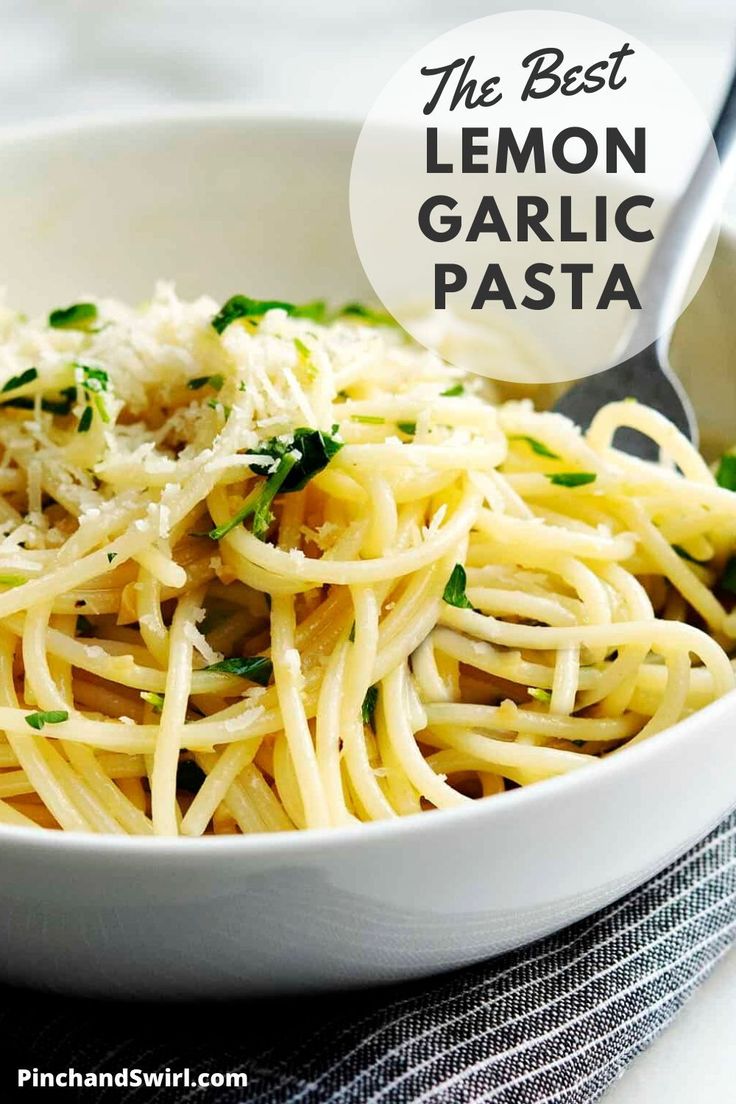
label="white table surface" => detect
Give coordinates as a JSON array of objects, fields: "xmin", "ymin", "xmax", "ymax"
[{"xmin": 1, "ymin": 2, "xmax": 735, "ymax": 1100}]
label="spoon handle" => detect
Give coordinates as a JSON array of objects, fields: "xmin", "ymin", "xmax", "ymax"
[{"xmin": 629, "ymin": 62, "xmax": 736, "ymax": 355}]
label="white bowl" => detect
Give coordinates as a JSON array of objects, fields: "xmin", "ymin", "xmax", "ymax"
[{"xmin": 0, "ymin": 109, "xmax": 734, "ymax": 998}]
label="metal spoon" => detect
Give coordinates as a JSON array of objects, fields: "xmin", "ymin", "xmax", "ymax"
[{"xmin": 554, "ymin": 65, "xmax": 736, "ymax": 458}]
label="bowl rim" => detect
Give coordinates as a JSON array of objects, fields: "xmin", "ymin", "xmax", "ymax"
[
  {"xmin": 0, "ymin": 102, "xmax": 363, "ymax": 146},
  {"xmin": 0, "ymin": 104, "xmax": 733, "ymax": 858}
]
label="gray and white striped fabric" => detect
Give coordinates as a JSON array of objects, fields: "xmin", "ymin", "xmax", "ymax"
[{"xmin": 3, "ymin": 809, "xmax": 736, "ymax": 1103}]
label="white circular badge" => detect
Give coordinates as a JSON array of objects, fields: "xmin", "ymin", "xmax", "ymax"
[{"xmin": 350, "ymin": 10, "xmax": 719, "ymax": 384}]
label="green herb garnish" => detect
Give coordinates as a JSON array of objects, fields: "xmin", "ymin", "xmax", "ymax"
[
  {"xmin": 0, "ymin": 398, "xmax": 34, "ymax": 411},
  {"xmin": 0, "ymin": 574, "xmax": 26, "ymax": 587},
  {"xmin": 252, "ymin": 455, "xmax": 298, "ymax": 539},
  {"xmin": 205, "ymin": 656, "xmax": 273, "ymax": 686},
  {"xmin": 73, "ymin": 365, "xmax": 110, "ymax": 428},
  {"xmin": 1, "ymin": 367, "xmax": 38, "ymax": 393},
  {"xmin": 361, "ymin": 685, "xmax": 378, "ymax": 727},
  {"xmin": 1, "ymin": 385, "xmax": 78, "ymax": 415},
  {"xmin": 212, "ymin": 296, "xmax": 326, "ymax": 334},
  {"xmin": 107, "ymin": 552, "xmax": 117, "ymax": 564},
  {"xmin": 25, "ymin": 709, "xmax": 68, "ymax": 730},
  {"xmin": 546, "ymin": 472, "xmax": 596, "ymax": 488},
  {"xmin": 351, "ymin": 414, "xmax": 385, "ymax": 425},
  {"xmin": 248, "ymin": 427, "xmax": 343, "ymax": 493},
  {"xmin": 188, "ymin": 374, "xmax": 224, "ymax": 392},
  {"xmin": 40, "ymin": 386, "xmax": 77, "ymax": 416},
  {"xmin": 528, "ymin": 687, "xmax": 552, "ymax": 704},
  {"xmin": 49, "ymin": 303, "xmax": 98, "ymax": 331},
  {"xmin": 208, "ymin": 452, "xmax": 298, "ymax": 541},
  {"xmin": 348, "ymin": 621, "xmax": 356, "ymax": 643},
  {"xmin": 76, "ymin": 364, "xmax": 108, "ymax": 393},
  {"xmin": 510, "ymin": 435, "xmax": 560, "ymax": 460},
  {"xmin": 141, "ymin": 691, "xmax": 165, "ymax": 713},
  {"xmin": 207, "ymin": 429, "xmax": 343, "ymax": 542},
  {"xmin": 397, "ymin": 421, "xmax": 417, "ymax": 436},
  {"xmin": 442, "ymin": 564, "xmax": 473, "ymax": 609},
  {"xmin": 716, "ymin": 454, "xmax": 736, "ymax": 492},
  {"xmin": 440, "ymin": 384, "xmax": 464, "ymax": 397}
]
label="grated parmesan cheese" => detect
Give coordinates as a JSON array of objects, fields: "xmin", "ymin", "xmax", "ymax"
[{"xmin": 183, "ymin": 621, "xmax": 222, "ymax": 666}]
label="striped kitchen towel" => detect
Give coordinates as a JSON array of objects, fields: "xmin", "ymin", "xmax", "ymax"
[{"xmin": 2, "ymin": 808, "xmax": 736, "ymax": 1103}]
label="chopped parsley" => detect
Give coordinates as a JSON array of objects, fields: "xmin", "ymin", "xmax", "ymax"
[
  {"xmin": 208, "ymin": 452, "xmax": 298, "ymax": 541},
  {"xmin": 440, "ymin": 384, "xmax": 464, "ymax": 397},
  {"xmin": 1, "ymin": 385, "xmax": 79, "ymax": 416},
  {"xmin": 0, "ymin": 397, "xmax": 35, "ymax": 411},
  {"xmin": 361, "ymin": 685, "xmax": 378, "ymax": 727},
  {"xmin": 348, "ymin": 621, "xmax": 356, "ymax": 643},
  {"xmin": 40, "ymin": 386, "xmax": 77, "ymax": 416},
  {"xmin": 248, "ymin": 427, "xmax": 343, "ymax": 493},
  {"xmin": 76, "ymin": 363, "xmax": 108, "ymax": 394},
  {"xmin": 351, "ymin": 414, "xmax": 385, "ymax": 425},
  {"xmin": 546, "ymin": 472, "xmax": 596, "ymax": 488},
  {"xmin": 211, "ymin": 295, "xmax": 327, "ymax": 334},
  {"xmin": 528, "ymin": 687, "xmax": 552, "ymax": 704},
  {"xmin": 397, "ymin": 421, "xmax": 417, "ymax": 436},
  {"xmin": 205, "ymin": 656, "xmax": 273, "ymax": 686},
  {"xmin": 251, "ymin": 461, "xmax": 291, "ymax": 539},
  {"xmin": 106, "ymin": 552, "xmax": 117, "ymax": 564},
  {"xmin": 75, "ymin": 364, "xmax": 110, "ymax": 426},
  {"xmin": 188, "ymin": 374, "xmax": 224, "ymax": 392},
  {"xmin": 1, "ymin": 367, "xmax": 38, "ymax": 393},
  {"xmin": 48, "ymin": 303, "xmax": 98, "ymax": 331},
  {"xmin": 716, "ymin": 454, "xmax": 736, "ymax": 491},
  {"xmin": 442, "ymin": 564, "xmax": 473, "ymax": 609},
  {"xmin": 141, "ymin": 691, "xmax": 165, "ymax": 713},
  {"xmin": 509, "ymin": 435, "xmax": 560, "ymax": 460},
  {"xmin": 25, "ymin": 709, "xmax": 68, "ymax": 730}
]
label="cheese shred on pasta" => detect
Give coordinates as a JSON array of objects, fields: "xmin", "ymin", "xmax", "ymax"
[{"xmin": 0, "ymin": 282, "xmax": 733, "ymax": 836}]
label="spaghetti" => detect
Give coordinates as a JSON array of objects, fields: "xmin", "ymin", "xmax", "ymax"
[{"xmin": 0, "ymin": 284, "xmax": 732, "ymax": 836}]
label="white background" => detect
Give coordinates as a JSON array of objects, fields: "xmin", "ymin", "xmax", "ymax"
[{"xmin": 1, "ymin": 1, "xmax": 735, "ymax": 1099}]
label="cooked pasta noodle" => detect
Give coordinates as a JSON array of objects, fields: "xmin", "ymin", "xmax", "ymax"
[{"xmin": 0, "ymin": 283, "xmax": 733, "ymax": 836}]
